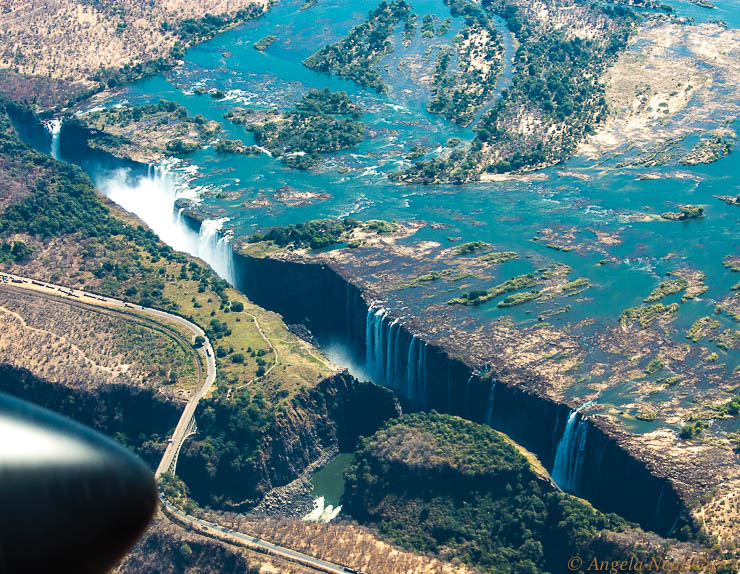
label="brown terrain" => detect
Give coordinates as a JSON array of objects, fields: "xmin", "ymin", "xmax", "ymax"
[
  {"xmin": 200, "ymin": 510, "xmax": 473, "ymax": 574},
  {"xmin": 0, "ymin": 0, "xmax": 269, "ymax": 107},
  {"xmin": 579, "ymin": 19, "xmax": 740, "ymax": 166},
  {"xmin": 0, "ymin": 288, "xmax": 198, "ymax": 397}
]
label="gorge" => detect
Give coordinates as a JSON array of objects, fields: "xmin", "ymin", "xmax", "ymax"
[{"xmin": 6, "ymin": 111, "xmax": 690, "ymax": 538}]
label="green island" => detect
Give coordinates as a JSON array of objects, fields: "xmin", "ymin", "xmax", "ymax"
[
  {"xmin": 644, "ymin": 278, "xmax": 689, "ymax": 303},
  {"xmin": 72, "ymin": 100, "xmax": 223, "ymax": 163},
  {"xmin": 343, "ymin": 412, "xmax": 638, "ymax": 574},
  {"xmin": 479, "ymin": 250, "xmax": 518, "ymax": 264},
  {"xmin": 225, "ymin": 89, "xmax": 365, "ymax": 169},
  {"xmin": 427, "ymin": 0, "xmax": 505, "ymax": 126},
  {"xmin": 214, "ymin": 138, "xmax": 261, "ymax": 155},
  {"xmin": 448, "ymin": 272, "xmax": 539, "ymax": 305},
  {"xmin": 302, "ymin": 1, "xmax": 413, "ymax": 93},
  {"xmin": 453, "ymin": 240, "xmax": 488, "ymax": 255},
  {"xmin": 660, "ymin": 205, "xmax": 705, "ymax": 221},
  {"xmin": 497, "ymin": 289, "xmax": 541, "ymax": 307},
  {"xmin": 620, "ymin": 302, "xmax": 679, "ymax": 328},
  {"xmin": 253, "ymin": 35, "xmax": 278, "ymax": 51},
  {"xmin": 247, "ymin": 218, "xmax": 359, "ymax": 249}
]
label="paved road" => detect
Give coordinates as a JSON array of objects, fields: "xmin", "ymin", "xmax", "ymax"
[
  {"xmin": 161, "ymin": 499, "xmax": 354, "ymax": 574},
  {"xmin": 0, "ymin": 272, "xmax": 215, "ymax": 478},
  {"xmin": 0, "ymin": 272, "xmax": 358, "ymax": 574}
]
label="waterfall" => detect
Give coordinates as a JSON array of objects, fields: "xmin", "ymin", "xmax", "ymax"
[
  {"xmin": 406, "ymin": 336, "xmax": 416, "ymax": 402},
  {"xmin": 365, "ymin": 303, "xmax": 375, "ymax": 370},
  {"xmin": 464, "ymin": 375, "xmax": 473, "ymax": 418},
  {"xmin": 418, "ymin": 341, "xmax": 427, "ymax": 408},
  {"xmin": 374, "ymin": 308, "xmax": 386, "ymax": 379},
  {"xmin": 655, "ymin": 485, "xmax": 664, "ymax": 518},
  {"xmin": 364, "ymin": 303, "xmax": 390, "ymax": 382},
  {"xmin": 303, "ymin": 496, "xmax": 341, "ymax": 523},
  {"xmin": 197, "ymin": 218, "xmax": 236, "ymax": 285},
  {"xmin": 552, "ymin": 410, "xmax": 589, "ymax": 494},
  {"xmin": 486, "ymin": 382, "xmax": 495, "ymax": 425},
  {"xmin": 94, "ymin": 163, "xmax": 237, "ymax": 286},
  {"xmin": 43, "ymin": 118, "xmax": 62, "ymax": 160},
  {"xmin": 386, "ymin": 318, "xmax": 399, "ymax": 390},
  {"xmin": 667, "ymin": 513, "xmax": 681, "ymax": 537}
]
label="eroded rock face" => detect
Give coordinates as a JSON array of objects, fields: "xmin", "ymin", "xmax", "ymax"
[
  {"xmin": 177, "ymin": 372, "xmax": 400, "ymax": 509},
  {"xmin": 231, "ymin": 236, "xmax": 738, "ymax": 537}
]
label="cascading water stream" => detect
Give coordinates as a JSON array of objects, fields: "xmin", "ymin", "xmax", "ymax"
[
  {"xmin": 43, "ymin": 118, "xmax": 62, "ymax": 160},
  {"xmin": 418, "ymin": 341, "xmax": 427, "ymax": 409},
  {"xmin": 551, "ymin": 410, "xmax": 589, "ymax": 494},
  {"xmin": 486, "ymin": 382, "xmax": 495, "ymax": 426},
  {"xmin": 385, "ymin": 318, "xmax": 399, "ymax": 390},
  {"xmin": 406, "ymin": 337, "xmax": 417, "ymax": 403},
  {"xmin": 464, "ymin": 375, "xmax": 473, "ymax": 418}
]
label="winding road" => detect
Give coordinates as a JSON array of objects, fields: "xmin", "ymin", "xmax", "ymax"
[{"xmin": 0, "ymin": 272, "xmax": 356, "ymax": 574}]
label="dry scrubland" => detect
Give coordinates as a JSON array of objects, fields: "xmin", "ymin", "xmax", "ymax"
[
  {"xmin": 0, "ymin": 288, "xmax": 197, "ymax": 396},
  {"xmin": 116, "ymin": 514, "xmax": 320, "ymax": 574},
  {"xmin": 0, "ymin": 0, "xmax": 268, "ymax": 106},
  {"xmin": 580, "ymin": 20, "xmax": 740, "ymax": 163},
  {"xmin": 203, "ymin": 511, "xmax": 472, "ymax": 574},
  {"xmin": 0, "ymin": 0, "xmax": 268, "ymax": 80}
]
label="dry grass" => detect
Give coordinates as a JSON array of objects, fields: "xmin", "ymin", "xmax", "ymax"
[
  {"xmin": 206, "ymin": 512, "xmax": 473, "ymax": 574},
  {"xmin": 693, "ymin": 480, "xmax": 740, "ymax": 549},
  {"xmin": 0, "ymin": 289, "xmax": 197, "ymax": 397},
  {"xmin": 0, "ymin": 0, "xmax": 268, "ymax": 81},
  {"xmin": 117, "ymin": 513, "xmax": 319, "ymax": 574}
]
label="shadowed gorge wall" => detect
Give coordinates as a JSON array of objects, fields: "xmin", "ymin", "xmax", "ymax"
[
  {"xmin": 177, "ymin": 372, "xmax": 400, "ymax": 509},
  {"xmin": 234, "ymin": 251, "xmax": 688, "ymax": 536},
  {"xmin": 0, "ymin": 364, "xmax": 180, "ymax": 468}
]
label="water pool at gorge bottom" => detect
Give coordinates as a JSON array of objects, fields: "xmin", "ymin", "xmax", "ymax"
[{"xmin": 310, "ymin": 453, "xmax": 354, "ymax": 510}]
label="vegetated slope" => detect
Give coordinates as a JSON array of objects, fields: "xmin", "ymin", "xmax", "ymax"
[
  {"xmin": 0, "ymin": 101, "xmax": 403, "ymax": 557},
  {"xmin": 343, "ymin": 412, "xmax": 679, "ymax": 574},
  {"xmin": 0, "ymin": 0, "xmax": 267, "ymax": 108}
]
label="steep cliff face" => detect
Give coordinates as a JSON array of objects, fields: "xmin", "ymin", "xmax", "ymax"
[
  {"xmin": 233, "ymin": 251, "xmax": 689, "ymax": 536},
  {"xmin": 0, "ymin": 363, "xmax": 180, "ymax": 468},
  {"xmin": 177, "ymin": 372, "xmax": 400, "ymax": 509},
  {"xmin": 343, "ymin": 413, "xmax": 637, "ymax": 574}
]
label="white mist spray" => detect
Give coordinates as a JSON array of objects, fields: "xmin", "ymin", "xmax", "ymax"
[
  {"xmin": 95, "ymin": 163, "xmax": 237, "ymax": 286},
  {"xmin": 43, "ymin": 118, "xmax": 62, "ymax": 160}
]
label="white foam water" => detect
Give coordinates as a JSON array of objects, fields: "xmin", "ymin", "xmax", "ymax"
[
  {"xmin": 303, "ymin": 496, "xmax": 341, "ymax": 523},
  {"xmin": 43, "ymin": 118, "xmax": 62, "ymax": 160},
  {"xmin": 95, "ymin": 164, "xmax": 237, "ymax": 286}
]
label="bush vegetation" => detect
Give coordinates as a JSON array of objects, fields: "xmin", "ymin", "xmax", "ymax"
[
  {"xmin": 343, "ymin": 412, "xmax": 632, "ymax": 574},
  {"xmin": 230, "ymin": 89, "xmax": 364, "ymax": 170},
  {"xmin": 302, "ymin": 1, "xmax": 413, "ymax": 93},
  {"xmin": 248, "ymin": 218, "xmax": 359, "ymax": 249}
]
